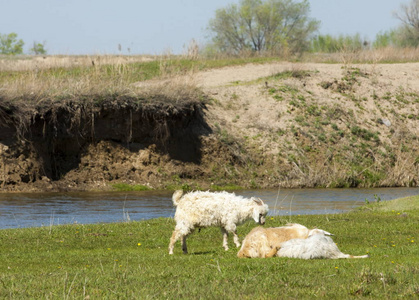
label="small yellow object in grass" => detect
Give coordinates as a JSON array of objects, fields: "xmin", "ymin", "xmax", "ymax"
[
  {"xmin": 138, "ymin": 243, "xmax": 142, "ymax": 246},
  {"xmin": 335, "ymin": 267, "xmax": 338, "ymax": 269}
]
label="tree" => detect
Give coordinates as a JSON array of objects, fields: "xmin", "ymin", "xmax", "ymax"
[
  {"xmin": 393, "ymin": 0, "xmax": 419, "ymax": 47},
  {"xmin": 207, "ymin": 0, "xmax": 319, "ymax": 55},
  {"xmin": 0, "ymin": 32, "xmax": 24, "ymax": 55},
  {"xmin": 311, "ymin": 34, "xmax": 368, "ymax": 53},
  {"xmin": 30, "ymin": 41, "xmax": 47, "ymax": 55}
]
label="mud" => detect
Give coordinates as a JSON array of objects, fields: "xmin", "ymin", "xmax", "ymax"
[{"xmin": 0, "ymin": 97, "xmax": 225, "ymax": 192}]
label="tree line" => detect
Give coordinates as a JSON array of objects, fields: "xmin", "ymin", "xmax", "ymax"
[
  {"xmin": 206, "ymin": 0, "xmax": 419, "ymax": 56},
  {"xmin": 0, "ymin": 32, "xmax": 46, "ymax": 55},
  {"xmin": 2, "ymin": 0, "xmax": 419, "ymax": 56}
]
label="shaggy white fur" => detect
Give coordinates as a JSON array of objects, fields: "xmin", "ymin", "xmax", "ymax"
[
  {"xmin": 168, "ymin": 190, "xmax": 269, "ymax": 254},
  {"xmin": 237, "ymin": 223, "xmax": 332, "ymax": 258},
  {"xmin": 277, "ymin": 231, "xmax": 369, "ymax": 259}
]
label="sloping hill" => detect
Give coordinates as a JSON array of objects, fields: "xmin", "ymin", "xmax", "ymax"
[{"xmin": 0, "ymin": 61, "xmax": 418, "ymax": 191}]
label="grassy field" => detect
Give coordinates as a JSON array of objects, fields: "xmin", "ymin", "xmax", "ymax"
[{"xmin": 0, "ymin": 195, "xmax": 418, "ymax": 299}]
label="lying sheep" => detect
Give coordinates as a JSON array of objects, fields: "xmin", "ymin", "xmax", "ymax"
[
  {"xmin": 237, "ymin": 223, "xmax": 332, "ymax": 258},
  {"xmin": 277, "ymin": 230, "xmax": 369, "ymax": 259},
  {"xmin": 168, "ymin": 190, "xmax": 269, "ymax": 255}
]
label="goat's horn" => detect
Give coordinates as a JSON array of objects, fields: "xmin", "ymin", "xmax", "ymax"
[{"xmin": 253, "ymin": 198, "xmax": 263, "ymax": 205}]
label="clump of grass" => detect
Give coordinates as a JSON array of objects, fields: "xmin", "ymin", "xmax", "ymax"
[
  {"xmin": 269, "ymin": 69, "xmax": 311, "ymax": 80},
  {"xmin": 350, "ymin": 126, "xmax": 380, "ymax": 142}
]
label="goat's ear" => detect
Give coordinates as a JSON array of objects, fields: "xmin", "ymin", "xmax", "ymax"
[
  {"xmin": 252, "ymin": 198, "xmax": 263, "ymax": 206},
  {"xmin": 323, "ymin": 230, "xmax": 334, "ymax": 236}
]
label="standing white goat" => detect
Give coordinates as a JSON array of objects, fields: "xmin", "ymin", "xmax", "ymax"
[
  {"xmin": 277, "ymin": 230, "xmax": 369, "ymax": 259},
  {"xmin": 168, "ymin": 190, "xmax": 269, "ymax": 255}
]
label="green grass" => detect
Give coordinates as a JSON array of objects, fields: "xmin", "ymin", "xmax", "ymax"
[
  {"xmin": 111, "ymin": 183, "xmax": 151, "ymax": 192},
  {"xmin": 0, "ymin": 196, "xmax": 418, "ymax": 299},
  {"xmin": 361, "ymin": 194, "xmax": 419, "ymax": 212}
]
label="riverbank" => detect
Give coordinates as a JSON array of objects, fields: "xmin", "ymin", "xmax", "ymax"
[
  {"xmin": 0, "ymin": 195, "xmax": 418, "ymax": 298},
  {"xmin": 1, "ymin": 57, "xmax": 418, "ymax": 192}
]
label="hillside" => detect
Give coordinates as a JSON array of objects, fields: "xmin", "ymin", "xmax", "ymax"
[{"xmin": 0, "ymin": 61, "xmax": 418, "ymax": 192}]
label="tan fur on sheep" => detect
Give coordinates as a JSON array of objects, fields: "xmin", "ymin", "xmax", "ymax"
[{"xmin": 237, "ymin": 223, "xmax": 332, "ymax": 258}]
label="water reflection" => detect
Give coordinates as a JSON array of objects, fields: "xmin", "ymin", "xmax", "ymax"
[{"xmin": 0, "ymin": 188, "xmax": 417, "ymax": 229}]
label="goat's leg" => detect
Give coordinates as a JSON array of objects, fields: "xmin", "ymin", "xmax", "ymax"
[
  {"xmin": 232, "ymin": 230, "xmax": 241, "ymax": 248},
  {"xmin": 169, "ymin": 229, "xmax": 184, "ymax": 254},
  {"xmin": 265, "ymin": 246, "xmax": 280, "ymax": 258},
  {"xmin": 181, "ymin": 235, "xmax": 188, "ymax": 254},
  {"xmin": 221, "ymin": 228, "xmax": 229, "ymax": 251}
]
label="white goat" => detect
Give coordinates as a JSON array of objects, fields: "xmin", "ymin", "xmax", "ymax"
[
  {"xmin": 237, "ymin": 223, "xmax": 332, "ymax": 258},
  {"xmin": 168, "ymin": 190, "xmax": 269, "ymax": 255},
  {"xmin": 277, "ymin": 230, "xmax": 369, "ymax": 259}
]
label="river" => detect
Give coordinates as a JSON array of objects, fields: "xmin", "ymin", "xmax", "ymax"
[{"xmin": 0, "ymin": 187, "xmax": 418, "ymax": 229}]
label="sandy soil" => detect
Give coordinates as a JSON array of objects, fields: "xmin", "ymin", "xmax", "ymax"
[{"xmin": 193, "ymin": 62, "xmax": 419, "ymax": 155}]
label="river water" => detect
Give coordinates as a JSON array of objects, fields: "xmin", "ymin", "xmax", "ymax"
[{"xmin": 0, "ymin": 188, "xmax": 418, "ymax": 229}]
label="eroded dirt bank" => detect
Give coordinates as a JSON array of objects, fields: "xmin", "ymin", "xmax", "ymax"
[
  {"xmin": 1, "ymin": 62, "xmax": 419, "ymax": 192},
  {"xmin": 0, "ymin": 98, "xmax": 218, "ymax": 191}
]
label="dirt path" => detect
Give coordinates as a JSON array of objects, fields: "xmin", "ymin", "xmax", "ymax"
[{"xmin": 196, "ymin": 61, "xmax": 419, "ymax": 89}]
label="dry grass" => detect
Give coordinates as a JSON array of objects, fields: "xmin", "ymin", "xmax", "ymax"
[
  {"xmin": 0, "ymin": 54, "xmax": 155, "ymax": 72},
  {"xmin": 304, "ymin": 47, "xmax": 419, "ymax": 63},
  {"xmin": 0, "ymin": 55, "xmax": 207, "ymax": 105}
]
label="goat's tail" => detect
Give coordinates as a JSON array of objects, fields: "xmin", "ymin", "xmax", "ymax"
[
  {"xmin": 172, "ymin": 190, "xmax": 184, "ymax": 206},
  {"xmin": 350, "ymin": 254, "xmax": 369, "ymax": 259},
  {"xmin": 337, "ymin": 253, "xmax": 369, "ymax": 259}
]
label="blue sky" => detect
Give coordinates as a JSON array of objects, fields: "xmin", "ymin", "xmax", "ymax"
[{"xmin": 0, "ymin": 0, "xmax": 406, "ymax": 55}]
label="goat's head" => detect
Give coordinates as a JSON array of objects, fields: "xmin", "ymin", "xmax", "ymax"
[
  {"xmin": 251, "ymin": 198, "xmax": 269, "ymax": 224},
  {"xmin": 308, "ymin": 228, "xmax": 334, "ymax": 237}
]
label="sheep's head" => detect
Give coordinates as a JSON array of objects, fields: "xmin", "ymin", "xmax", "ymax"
[{"xmin": 251, "ymin": 198, "xmax": 269, "ymax": 224}]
